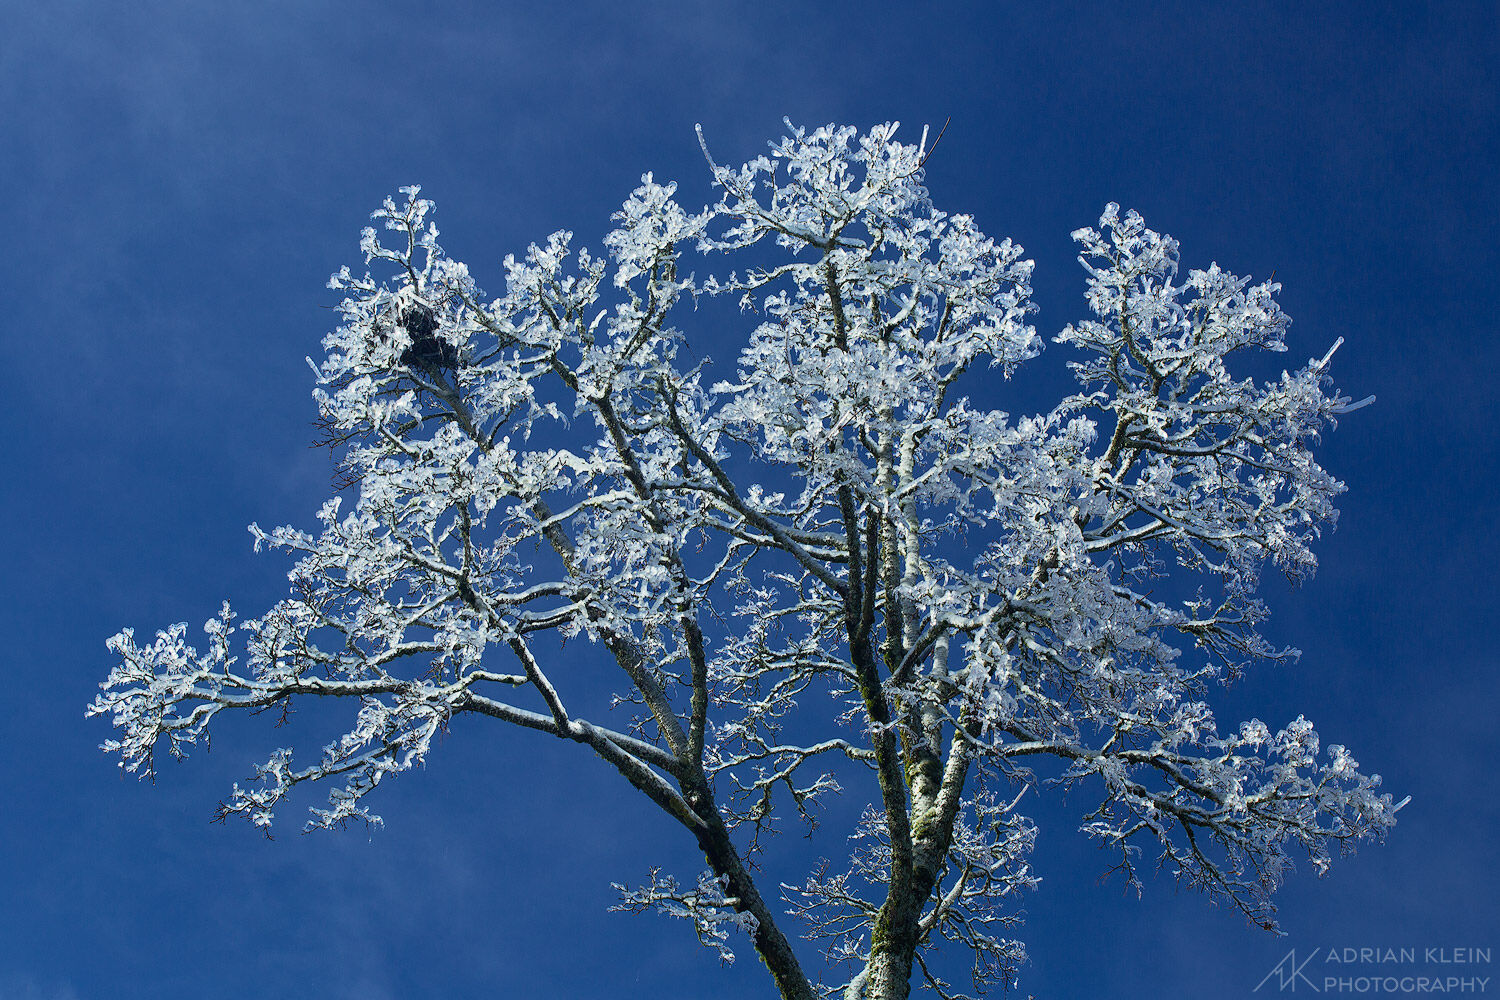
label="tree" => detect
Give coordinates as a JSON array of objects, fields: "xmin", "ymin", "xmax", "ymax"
[{"xmin": 90, "ymin": 121, "xmax": 1403, "ymax": 1000}]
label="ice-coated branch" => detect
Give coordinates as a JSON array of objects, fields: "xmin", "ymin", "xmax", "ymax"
[{"xmin": 612, "ymin": 868, "xmax": 761, "ymax": 965}]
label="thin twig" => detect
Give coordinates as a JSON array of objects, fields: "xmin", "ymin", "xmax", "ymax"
[{"xmin": 917, "ymin": 117, "xmax": 951, "ymax": 170}]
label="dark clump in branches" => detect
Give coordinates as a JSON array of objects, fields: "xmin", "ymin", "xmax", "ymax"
[
  {"xmin": 398, "ymin": 302, "xmax": 460, "ymax": 370},
  {"xmin": 311, "ymin": 299, "xmax": 462, "ymax": 491}
]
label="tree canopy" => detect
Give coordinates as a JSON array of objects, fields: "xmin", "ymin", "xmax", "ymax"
[{"xmin": 91, "ymin": 121, "xmax": 1402, "ymax": 1000}]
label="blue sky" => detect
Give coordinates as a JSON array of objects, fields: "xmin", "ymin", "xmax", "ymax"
[{"xmin": 2, "ymin": 3, "xmax": 1496, "ymax": 998}]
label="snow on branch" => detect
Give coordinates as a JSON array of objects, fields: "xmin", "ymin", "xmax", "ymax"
[{"xmin": 611, "ymin": 868, "xmax": 761, "ymax": 965}]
